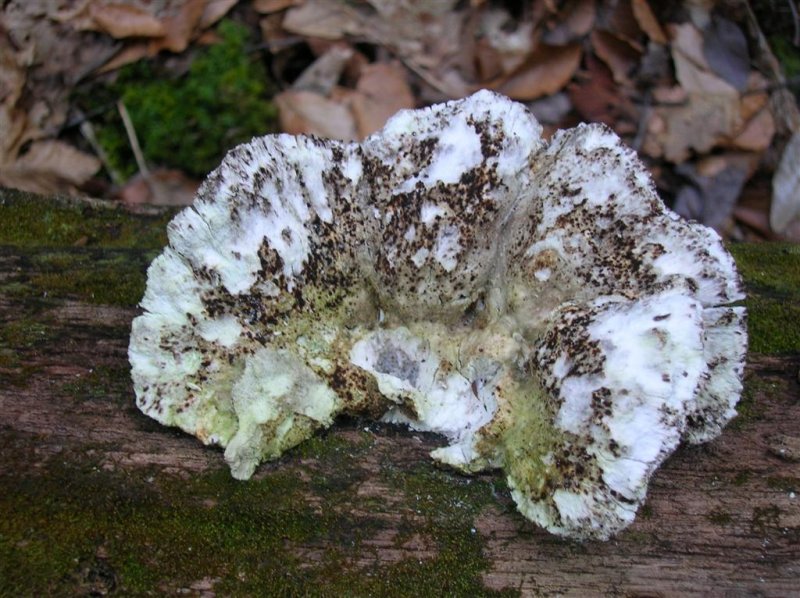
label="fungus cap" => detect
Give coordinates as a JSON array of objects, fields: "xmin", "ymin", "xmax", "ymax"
[{"xmin": 129, "ymin": 90, "xmax": 746, "ymax": 540}]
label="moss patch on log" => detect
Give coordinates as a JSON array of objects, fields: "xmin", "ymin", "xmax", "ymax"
[
  {"xmin": 729, "ymin": 242, "xmax": 800, "ymax": 354},
  {"xmin": 0, "ymin": 188, "xmax": 173, "ymax": 249},
  {"xmin": 0, "ymin": 428, "xmax": 516, "ymax": 596}
]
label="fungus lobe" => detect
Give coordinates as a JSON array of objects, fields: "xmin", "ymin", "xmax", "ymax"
[{"xmin": 129, "ymin": 90, "xmax": 746, "ymax": 540}]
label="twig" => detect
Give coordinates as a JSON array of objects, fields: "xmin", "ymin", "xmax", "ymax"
[
  {"xmin": 78, "ymin": 117, "xmax": 124, "ymax": 186},
  {"xmin": 116, "ymin": 100, "xmax": 150, "ymax": 178},
  {"xmin": 740, "ymin": 0, "xmax": 800, "ymax": 133},
  {"xmin": 789, "ymin": 0, "xmax": 800, "ymax": 46}
]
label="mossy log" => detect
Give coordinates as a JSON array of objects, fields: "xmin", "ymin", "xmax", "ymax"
[{"xmin": 1, "ymin": 188, "xmax": 799, "ymax": 596}]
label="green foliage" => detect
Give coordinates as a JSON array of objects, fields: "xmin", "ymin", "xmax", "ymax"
[
  {"xmin": 95, "ymin": 20, "xmax": 277, "ymax": 179},
  {"xmin": 770, "ymin": 35, "xmax": 800, "ymax": 79}
]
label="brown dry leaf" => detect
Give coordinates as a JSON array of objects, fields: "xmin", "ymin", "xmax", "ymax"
[
  {"xmin": 473, "ymin": 37, "xmax": 504, "ymax": 82},
  {"xmin": 0, "ymin": 32, "xmax": 30, "ymax": 162},
  {"xmin": 602, "ymin": 0, "xmax": 642, "ymax": 46},
  {"xmin": 673, "ymin": 153, "xmax": 757, "ymax": 232},
  {"xmin": 543, "ymin": 0, "xmax": 596, "ymax": 45},
  {"xmin": 651, "ymin": 22, "xmax": 743, "ymax": 162},
  {"xmin": 702, "ymin": 15, "xmax": 749, "ymax": 92},
  {"xmin": 292, "ymin": 46, "xmax": 354, "ymax": 95},
  {"xmin": 282, "ymin": 0, "xmax": 364, "ymax": 40},
  {"xmin": 151, "ymin": 0, "xmax": 207, "ymax": 54},
  {"xmin": 200, "ymin": 0, "xmax": 239, "ymax": 29},
  {"xmin": 669, "ymin": 22, "xmax": 737, "ymax": 96},
  {"xmin": 89, "ymin": 3, "xmax": 165, "ymax": 39},
  {"xmin": 254, "ymin": 0, "xmax": 302, "ymax": 13},
  {"xmin": 0, "ymin": 106, "xmax": 29, "ymax": 164},
  {"xmin": 631, "ymin": 0, "xmax": 667, "ymax": 44},
  {"xmin": 771, "ymin": 130, "xmax": 800, "ymax": 235},
  {"xmin": 649, "ymin": 93, "xmax": 741, "ymax": 163},
  {"xmin": 118, "ymin": 169, "xmax": 199, "ymax": 207},
  {"xmin": 0, "ymin": 140, "xmax": 100, "ymax": 194},
  {"xmin": 96, "ymin": 42, "xmax": 151, "ymax": 74},
  {"xmin": 0, "ymin": 33, "xmax": 27, "ymax": 108},
  {"xmin": 496, "ymin": 43, "xmax": 581, "ymax": 101},
  {"xmin": 568, "ymin": 53, "xmax": 636, "ymax": 127},
  {"xmin": 275, "ymin": 89, "xmax": 358, "ymax": 141},
  {"xmin": 729, "ymin": 105, "xmax": 775, "ymax": 153},
  {"xmin": 591, "ymin": 30, "xmax": 640, "ymax": 86},
  {"xmin": 351, "ymin": 62, "xmax": 415, "ymax": 138}
]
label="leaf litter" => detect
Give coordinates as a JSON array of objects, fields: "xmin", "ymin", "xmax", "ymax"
[{"xmin": 0, "ymin": 0, "xmax": 797, "ymax": 240}]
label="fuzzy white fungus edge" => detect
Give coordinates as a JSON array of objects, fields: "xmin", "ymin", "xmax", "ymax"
[{"xmin": 129, "ymin": 90, "xmax": 747, "ymax": 541}]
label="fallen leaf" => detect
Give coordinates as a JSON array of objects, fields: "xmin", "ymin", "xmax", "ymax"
[
  {"xmin": 351, "ymin": 62, "xmax": 415, "ymax": 138},
  {"xmin": 568, "ymin": 53, "xmax": 636, "ymax": 127},
  {"xmin": 728, "ymin": 105, "xmax": 775, "ymax": 153},
  {"xmin": 601, "ymin": 0, "xmax": 642, "ymax": 45},
  {"xmin": 200, "ymin": 0, "xmax": 239, "ymax": 29},
  {"xmin": 254, "ymin": 0, "xmax": 302, "ymax": 13},
  {"xmin": 473, "ymin": 36, "xmax": 504, "ymax": 82},
  {"xmin": 542, "ymin": 0, "xmax": 596, "ymax": 45},
  {"xmin": 96, "ymin": 42, "xmax": 151, "ymax": 74},
  {"xmin": 0, "ymin": 31, "xmax": 31, "ymax": 162},
  {"xmin": 151, "ymin": 0, "xmax": 207, "ymax": 53},
  {"xmin": 733, "ymin": 206, "xmax": 773, "ymax": 239},
  {"xmin": 669, "ymin": 22, "xmax": 738, "ymax": 96},
  {"xmin": 527, "ymin": 92, "xmax": 572, "ymax": 125},
  {"xmin": 275, "ymin": 89, "xmax": 358, "ymax": 141},
  {"xmin": 702, "ymin": 15, "xmax": 749, "ymax": 92},
  {"xmin": 372, "ymin": 0, "xmax": 461, "ymax": 17},
  {"xmin": 652, "ymin": 93, "xmax": 741, "ymax": 163},
  {"xmin": 282, "ymin": 0, "xmax": 364, "ymax": 40},
  {"xmin": 591, "ymin": 29, "xmax": 640, "ymax": 86},
  {"xmin": 673, "ymin": 153, "xmax": 757, "ymax": 232},
  {"xmin": 0, "ymin": 140, "xmax": 100, "ymax": 194},
  {"xmin": 631, "ymin": 0, "xmax": 667, "ymax": 44},
  {"xmin": 292, "ymin": 46, "xmax": 354, "ymax": 95},
  {"xmin": 496, "ymin": 43, "xmax": 581, "ymax": 101},
  {"xmin": 771, "ymin": 130, "xmax": 800, "ymax": 235},
  {"xmin": 118, "ymin": 169, "xmax": 200, "ymax": 207},
  {"xmin": 89, "ymin": 3, "xmax": 165, "ymax": 39},
  {"xmin": 638, "ymin": 41, "xmax": 671, "ymax": 84}
]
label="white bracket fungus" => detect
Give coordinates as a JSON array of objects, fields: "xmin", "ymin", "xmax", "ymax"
[{"xmin": 129, "ymin": 90, "xmax": 747, "ymax": 540}]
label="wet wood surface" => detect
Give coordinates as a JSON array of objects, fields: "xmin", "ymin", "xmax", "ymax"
[{"xmin": 1, "ymin": 240, "xmax": 798, "ymax": 596}]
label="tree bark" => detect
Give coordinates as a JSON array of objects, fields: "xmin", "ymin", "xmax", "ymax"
[{"xmin": 0, "ymin": 190, "xmax": 798, "ymax": 596}]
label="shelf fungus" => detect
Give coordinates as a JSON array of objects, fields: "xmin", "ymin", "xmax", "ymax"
[{"xmin": 129, "ymin": 90, "xmax": 747, "ymax": 540}]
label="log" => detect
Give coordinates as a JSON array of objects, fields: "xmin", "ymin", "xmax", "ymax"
[{"xmin": 1, "ymin": 188, "xmax": 798, "ymax": 596}]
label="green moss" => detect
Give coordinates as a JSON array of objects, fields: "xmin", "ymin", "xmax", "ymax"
[
  {"xmin": 61, "ymin": 365, "xmax": 132, "ymax": 403},
  {"xmin": 751, "ymin": 504, "xmax": 782, "ymax": 534},
  {"xmin": 729, "ymin": 242, "xmax": 800, "ymax": 354},
  {"xmin": 30, "ymin": 267, "xmax": 144, "ymax": 307},
  {"xmin": 85, "ymin": 20, "xmax": 277, "ymax": 179},
  {"xmin": 730, "ymin": 376, "xmax": 773, "ymax": 430},
  {"xmin": 766, "ymin": 476, "xmax": 799, "ymax": 493},
  {"xmin": 0, "ymin": 318, "xmax": 51, "ymax": 349},
  {"xmin": 707, "ymin": 508, "xmax": 732, "ymax": 525},
  {"xmin": 770, "ymin": 35, "xmax": 800, "ymax": 79},
  {"xmin": 732, "ymin": 469, "xmax": 751, "ymax": 486},
  {"xmin": 0, "ymin": 434, "xmax": 515, "ymax": 596},
  {"xmin": 374, "ymin": 463, "xmax": 516, "ymax": 597},
  {"xmin": 0, "ymin": 318, "xmax": 47, "ymax": 386},
  {"xmin": 0, "ymin": 247, "xmax": 155, "ymax": 307},
  {"xmin": 0, "ymin": 189, "xmax": 172, "ymax": 249}
]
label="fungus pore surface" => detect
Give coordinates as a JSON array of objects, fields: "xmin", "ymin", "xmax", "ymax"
[{"xmin": 129, "ymin": 90, "xmax": 747, "ymax": 540}]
